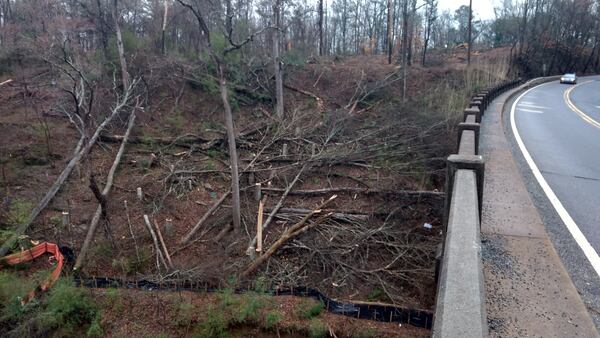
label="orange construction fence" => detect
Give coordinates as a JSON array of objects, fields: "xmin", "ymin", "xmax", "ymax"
[{"xmin": 0, "ymin": 242, "xmax": 64, "ymax": 304}]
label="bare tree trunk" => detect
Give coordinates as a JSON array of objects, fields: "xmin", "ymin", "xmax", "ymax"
[
  {"xmin": 399, "ymin": 0, "xmax": 408, "ymax": 65},
  {"xmin": 273, "ymin": 0, "xmax": 284, "ymax": 117},
  {"xmin": 0, "ymin": 89, "xmax": 132, "ymax": 256},
  {"xmin": 161, "ymin": 0, "xmax": 169, "ymax": 55},
  {"xmin": 74, "ymin": 112, "xmax": 136, "ymax": 270},
  {"xmin": 113, "ymin": 0, "xmax": 129, "ymax": 88},
  {"xmin": 386, "ymin": 0, "xmax": 393, "ymax": 64},
  {"xmin": 407, "ymin": 0, "xmax": 416, "ymax": 66},
  {"xmin": 318, "ymin": 0, "xmax": 324, "ymax": 56},
  {"xmin": 218, "ymin": 63, "xmax": 242, "ymax": 230},
  {"xmin": 467, "ymin": 0, "xmax": 472, "ymax": 66}
]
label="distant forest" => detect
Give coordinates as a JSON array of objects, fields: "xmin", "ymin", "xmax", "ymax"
[{"xmin": 1, "ymin": 0, "xmax": 599, "ymax": 76}]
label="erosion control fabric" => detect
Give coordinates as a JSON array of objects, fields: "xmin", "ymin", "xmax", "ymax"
[{"xmin": 74, "ymin": 276, "xmax": 433, "ymax": 329}]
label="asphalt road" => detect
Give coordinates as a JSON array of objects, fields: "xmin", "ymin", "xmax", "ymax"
[{"xmin": 508, "ymin": 76, "xmax": 600, "ymax": 324}]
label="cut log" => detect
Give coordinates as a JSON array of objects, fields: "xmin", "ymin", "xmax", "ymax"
[
  {"xmin": 74, "ymin": 112, "xmax": 136, "ymax": 270},
  {"xmin": 180, "ymin": 190, "xmax": 231, "ymax": 244},
  {"xmin": 268, "ymin": 207, "xmax": 370, "ymax": 221},
  {"xmin": 242, "ymin": 195, "xmax": 337, "ymax": 278},
  {"xmin": 246, "ymin": 165, "xmax": 306, "ymax": 256},
  {"xmin": 261, "ymin": 187, "xmax": 444, "ymax": 198},
  {"xmin": 153, "ymin": 217, "xmax": 173, "ymax": 269},
  {"xmin": 284, "ymin": 83, "xmax": 324, "ymax": 112},
  {"xmin": 143, "ymin": 215, "xmax": 169, "ymax": 270},
  {"xmin": 99, "ymin": 134, "xmax": 221, "ymax": 150}
]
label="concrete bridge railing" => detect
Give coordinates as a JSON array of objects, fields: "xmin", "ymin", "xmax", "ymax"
[{"xmin": 433, "ymin": 78, "xmax": 522, "ymax": 338}]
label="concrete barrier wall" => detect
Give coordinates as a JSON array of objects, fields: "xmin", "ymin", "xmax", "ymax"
[{"xmin": 433, "ymin": 78, "xmax": 522, "ymax": 338}]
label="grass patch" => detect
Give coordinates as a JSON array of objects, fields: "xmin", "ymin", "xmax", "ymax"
[
  {"xmin": 193, "ymin": 305, "xmax": 228, "ymax": 338},
  {"xmin": 0, "ymin": 274, "xmax": 99, "ymax": 337},
  {"xmin": 352, "ymin": 327, "xmax": 377, "ymax": 338},
  {"xmin": 264, "ymin": 311, "xmax": 281, "ymax": 330},
  {"xmin": 297, "ymin": 299, "xmax": 324, "ymax": 319},
  {"xmin": 308, "ymin": 319, "xmax": 328, "ymax": 338}
]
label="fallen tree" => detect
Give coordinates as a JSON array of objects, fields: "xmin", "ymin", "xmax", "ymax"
[
  {"xmin": 0, "ymin": 85, "xmax": 135, "ymax": 256},
  {"xmin": 242, "ymin": 195, "xmax": 337, "ymax": 277},
  {"xmin": 74, "ymin": 112, "xmax": 136, "ymax": 270}
]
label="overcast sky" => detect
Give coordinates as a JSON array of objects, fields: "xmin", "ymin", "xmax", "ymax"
[{"xmin": 438, "ymin": 0, "xmax": 499, "ymax": 20}]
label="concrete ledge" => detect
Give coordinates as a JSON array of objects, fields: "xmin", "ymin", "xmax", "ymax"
[
  {"xmin": 458, "ymin": 130, "xmax": 475, "ymax": 156},
  {"xmin": 433, "ymin": 169, "xmax": 487, "ymax": 338},
  {"xmin": 434, "ymin": 78, "xmax": 520, "ymax": 337},
  {"xmin": 445, "ymin": 154, "xmax": 485, "ymax": 222},
  {"xmin": 457, "ymin": 122, "xmax": 480, "ymax": 155}
]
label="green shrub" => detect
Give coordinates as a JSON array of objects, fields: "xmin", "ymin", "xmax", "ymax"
[
  {"xmin": 352, "ymin": 328, "xmax": 377, "ymax": 338},
  {"xmin": 193, "ymin": 305, "xmax": 227, "ymax": 338},
  {"xmin": 308, "ymin": 319, "xmax": 328, "ymax": 338},
  {"xmin": 217, "ymin": 287, "xmax": 238, "ymax": 308},
  {"xmin": 86, "ymin": 315, "xmax": 103, "ymax": 337},
  {"xmin": 298, "ymin": 299, "xmax": 324, "ymax": 319},
  {"xmin": 0, "ymin": 275, "xmax": 97, "ymax": 337},
  {"xmin": 4, "ymin": 198, "xmax": 32, "ymax": 226},
  {"xmin": 175, "ymin": 301, "xmax": 195, "ymax": 328},
  {"xmin": 166, "ymin": 112, "xmax": 186, "ymax": 132},
  {"xmin": 234, "ymin": 293, "xmax": 263, "ymax": 324},
  {"xmin": 44, "ymin": 279, "xmax": 98, "ymax": 332},
  {"xmin": 264, "ymin": 311, "xmax": 281, "ymax": 330},
  {"xmin": 203, "ymin": 159, "xmax": 216, "ymax": 170},
  {"xmin": 0, "ymin": 271, "xmax": 35, "ymax": 304}
]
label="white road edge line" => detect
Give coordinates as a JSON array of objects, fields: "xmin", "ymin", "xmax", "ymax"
[
  {"xmin": 518, "ymin": 108, "xmax": 544, "ymax": 113},
  {"xmin": 510, "ymin": 83, "xmax": 600, "ymax": 278}
]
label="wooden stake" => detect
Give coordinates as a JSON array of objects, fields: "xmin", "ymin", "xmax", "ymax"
[
  {"xmin": 136, "ymin": 187, "xmax": 143, "ymax": 201},
  {"xmin": 256, "ymin": 199, "xmax": 264, "ymax": 254},
  {"xmin": 254, "ymin": 183, "xmax": 262, "ymax": 201},
  {"xmin": 246, "ymin": 165, "xmax": 307, "ymax": 255},
  {"xmin": 61, "ymin": 211, "xmax": 70, "ymax": 228},
  {"xmin": 282, "ymin": 143, "xmax": 288, "ymax": 157},
  {"xmin": 164, "ymin": 218, "xmax": 173, "ymax": 236},
  {"xmin": 242, "ymin": 195, "xmax": 337, "ymax": 277}
]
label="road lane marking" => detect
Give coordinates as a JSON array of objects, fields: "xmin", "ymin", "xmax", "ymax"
[
  {"xmin": 511, "ymin": 84, "xmax": 600, "ymax": 278},
  {"xmin": 595, "ymin": 105, "xmax": 600, "ymax": 109},
  {"xmin": 518, "ymin": 108, "xmax": 544, "ymax": 114},
  {"xmin": 519, "ymin": 103, "xmax": 548, "ymax": 109},
  {"xmin": 521, "ymin": 101, "xmax": 538, "ymax": 104},
  {"xmin": 564, "ymin": 81, "xmax": 600, "ymax": 129}
]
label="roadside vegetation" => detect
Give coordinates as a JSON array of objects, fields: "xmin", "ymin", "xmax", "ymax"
[{"xmin": 1, "ymin": 0, "xmax": 596, "ymax": 336}]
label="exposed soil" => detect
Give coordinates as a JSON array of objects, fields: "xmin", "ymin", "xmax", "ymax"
[{"xmin": 1, "ymin": 49, "xmax": 510, "ymax": 335}]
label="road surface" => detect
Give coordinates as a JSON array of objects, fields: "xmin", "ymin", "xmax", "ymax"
[{"xmin": 508, "ymin": 76, "xmax": 600, "ymax": 324}]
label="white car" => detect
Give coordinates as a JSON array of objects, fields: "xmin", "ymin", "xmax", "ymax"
[{"xmin": 560, "ymin": 73, "xmax": 577, "ymax": 84}]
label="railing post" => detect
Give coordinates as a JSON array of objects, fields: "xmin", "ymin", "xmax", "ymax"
[
  {"xmin": 444, "ymin": 154, "xmax": 485, "ymax": 226},
  {"xmin": 469, "ymin": 99, "xmax": 482, "ymax": 114},
  {"xmin": 463, "ymin": 107, "xmax": 481, "ymax": 123}
]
